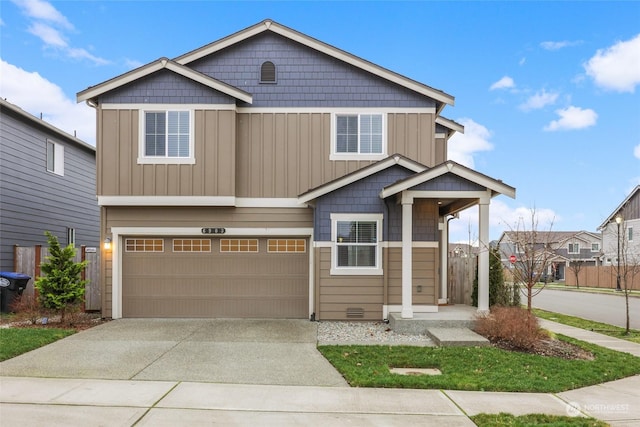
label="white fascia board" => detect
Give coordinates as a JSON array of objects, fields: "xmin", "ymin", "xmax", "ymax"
[
  {"xmin": 236, "ymin": 107, "xmax": 436, "ymax": 114},
  {"xmin": 98, "ymin": 196, "xmax": 236, "ymax": 206},
  {"xmin": 235, "ymin": 198, "xmax": 308, "ymax": 208},
  {"xmin": 78, "ymin": 60, "xmax": 165, "ymax": 102},
  {"xmin": 110, "ymin": 227, "xmax": 313, "ymax": 237},
  {"xmin": 435, "ymin": 116, "xmax": 464, "ymax": 134},
  {"xmin": 298, "ymin": 155, "xmax": 427, "ymax": 204}
]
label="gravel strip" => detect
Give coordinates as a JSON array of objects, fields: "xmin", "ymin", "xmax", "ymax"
[{"xmin": 317, "ymin": 321, "xmax": 434, "ymax": 346}]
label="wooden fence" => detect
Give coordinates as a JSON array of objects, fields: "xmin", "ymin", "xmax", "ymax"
[
  {"xmin": 13, "ymin": 245, "xmax": 101, "ymax": 311},
  {"xmin": 564, "ymin": 265, "xmax": 640, "ymax": 290},
  {"xmin": 449, "ymin": 256, "xmax": 477, "ymax": 305}
]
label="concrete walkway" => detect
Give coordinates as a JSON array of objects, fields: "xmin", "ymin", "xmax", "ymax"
[{"xmin": 1, "ymin": 319, "xmax": 639, "ymax": 426}]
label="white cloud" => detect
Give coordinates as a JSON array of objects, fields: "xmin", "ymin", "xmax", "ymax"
[
  {"xmin": 0, "ymin": 59, "xmax": 95, "ymax": 144},
  {"xmin": 519, "ymin": 89, "xmax": 559, "ymax": 111},
  {"xmin": 634, "ymin": 143, "xmax": 640, "ymax": 159},
  {"xmin": 12, "ymin": 0, "xmax": 73, "ymax": 29},
  {"xmin": 584, "ymin": 33, "xmax": 640, "ymax": 93},
  {"xmin": 447, "ymin": 118, "xmax": 494, "ymax": 168},
  {"xmin": 544, "ymin": 106, "xmax": 598, "ymax": 131},
  {"xmin": 490, "ymin": 76, "xmax": 515, "ymax": 90},
  {"xmin": 540, "ymin": 40, "xmax": 582, "ymax": 51},
  {"xmin": 11, "ymin": 0, "xmax": 108, "ymax": 66},
  {"xmin": 449, "ymin": 200, "xmax": 559, "ymax": 244}
]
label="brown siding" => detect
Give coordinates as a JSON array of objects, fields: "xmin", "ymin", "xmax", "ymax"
[
  {"xmin": 98, "ymin": 109, "xmax": 236, "ymax": 197},
  {"xmin": 236, "ymin": 112, "xmax": 437, "ymax": 198},
  {"xmin": 317, "ymin": 247, "xmax": 383, "ymax": 320},
  {"xmin": 435, "ymin": 137, "xmax": 447, "ymax": 164},
  {"xmin": 387, "ymin": 247, "xmax": 437, "ymax": 305}
]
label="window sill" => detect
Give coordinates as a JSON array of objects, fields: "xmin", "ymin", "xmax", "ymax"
[
  {"xmin": 137, "ymin": 157, "xmax": 196, "ymax": 165},
  {"xmin": 330, "ymin": 153, "xmax": 387, "ymax": 162},
  {"xmin": 330, "ymin": 268, "xmax": 383, "ymax": 276}
]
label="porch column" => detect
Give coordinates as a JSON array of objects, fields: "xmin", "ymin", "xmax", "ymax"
[
  {"xmin": 477, "ymin": 195, "xmax": 490, "ymax": 313},
  {"xmin": 401, "ymin": 192, "xmax": 414, "ymax": 318},
  {"xmin": 439, "ymin": 217, "xmax": 448, "ymax": 304}
]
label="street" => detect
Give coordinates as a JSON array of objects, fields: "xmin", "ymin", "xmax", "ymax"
[{"xmin": 531, "ymin": 288, "xmax": 640, "ymax": 330}]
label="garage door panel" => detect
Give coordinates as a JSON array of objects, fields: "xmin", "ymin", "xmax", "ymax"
[{"xmin": 122, "ymin": 237, "xmax": 308, "ymax": 318}]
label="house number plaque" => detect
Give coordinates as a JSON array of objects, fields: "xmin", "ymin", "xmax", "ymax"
[{"xmin": 201, "ymin": 227, "xmax": 226, "ymax": 235}]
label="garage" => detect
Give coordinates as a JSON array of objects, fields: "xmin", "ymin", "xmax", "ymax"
[{"xmin": 121, "ymin": 237, "xmax": 309, "ymax": 318}]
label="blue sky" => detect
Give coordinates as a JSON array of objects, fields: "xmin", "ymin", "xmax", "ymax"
[{"xmin": 1, "ymin": 0, "xmax": 639, "ymax": 243}]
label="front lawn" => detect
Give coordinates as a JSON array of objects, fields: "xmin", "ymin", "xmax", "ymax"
[
  {"xmin": 0, "ymin": 328, "xmax": 75, "ymax": 361},
  {"xmin": 471, "ymin": 413, "xmax": 607, "ymax": 427},
  {"xmin": 534, "ymin": 308, "xmax": 640, "ymax": 344},
  {"xmin": 318, "ymin": 335, "xmax": 640, "ymax": 392}
]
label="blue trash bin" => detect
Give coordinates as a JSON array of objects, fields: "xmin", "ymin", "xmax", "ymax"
[{"xmin": 0, "ymin": 272, "xmax": 31, "ymax": 313}]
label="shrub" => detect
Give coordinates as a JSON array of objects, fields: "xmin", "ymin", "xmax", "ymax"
[
  {"xmin": 9, "ymin": 294, "xmax": 46, "ymax": 325},
  {"xmin": 472, "ymin": 248, "xmax": 519, "ymax": 307},
  {"xmin": 474, "ymin": 306, "xmax": 545, "ymax": 351}
]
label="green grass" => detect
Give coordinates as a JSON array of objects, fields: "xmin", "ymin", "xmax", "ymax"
[
  {"xmin": 0, "ymin": 328, "xmax": 75, "ymax": 361},
  {"xmin": 318, "ymin": 336, "xmax": 640, "ymax": 393},
  {"xmin": 471, "ymin": 413, "xmax": 607, "ymax": 427},
  {"xmin": 534, "ymin": 308, "xmax": 640, "ymax": 344}
]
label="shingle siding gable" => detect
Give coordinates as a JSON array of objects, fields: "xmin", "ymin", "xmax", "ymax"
[
  {"xmin": 190, "ymin": 32, "xmax": 436, "ymax": 108},
  {"xmin": 409, "ymin": 172, "xmax": 487, "ymax": 192},
  {"xmin": 100, "ymin": 69, "xmax": 235, "ymax": 104}
]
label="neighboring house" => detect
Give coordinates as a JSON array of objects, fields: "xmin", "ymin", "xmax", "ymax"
[
  {"xmin": 497, "ymin": 231, "xmax": 601, "ymax": 281},
  {"xmin": 0, "ymin": 99, "xmax": 100, "ymax": 271},
  {"xmin": 76, "ymin": 20, "xmax": 515, "ymax": 320},
  {"xmin": 598, "ymin": 185, "xmax": 640, "ymax": 266}
]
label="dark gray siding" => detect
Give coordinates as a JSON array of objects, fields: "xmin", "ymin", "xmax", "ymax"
[
  {"xmin": 192, "ymin": 32, "xmax": 435, "ymax": 108},
  {"xmin": 409, "ymin": 173, "xmax": 487, "ymax": 192},
  {"xmin": 314, "ymin": 166, "xmax": 413, "ymax": 242},
  {"xmin": 100, "ymin": 69, "xmax": 236, "ymax": 104},
  {"xmin": 0, "ymin": 106, "xmax": 100, "ymax": 271}
]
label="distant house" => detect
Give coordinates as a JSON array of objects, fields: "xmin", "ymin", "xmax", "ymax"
[
  {"xmin": 598, "ymin": 185, "xmax": 640, "ymax": 266},
  {"xmin": 77, "ymin": 20, "xmax": 516, "ymax": 320},
  {"xmin": 0, "ymin": 99, "xmax": 99, "ymax": 271},
  {"xmin": 497, "ymin": 230, "xmax": 601, "ymax": 281}
]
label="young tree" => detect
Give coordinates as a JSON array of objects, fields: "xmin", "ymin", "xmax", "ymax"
[
  {"xmin": 35, "ymin": 231, "xmax": 88, "ymax": 321},
  {"xmin": 501, "ymin": 208, "xmax": 556, "ymax": 313},
  {"xmin": 609, "ymin": 216, "xmax": 639, "ymax": 335},
  {"xmin": 567, "ymin": 259, "xmax": 584, "ymax": 289}
]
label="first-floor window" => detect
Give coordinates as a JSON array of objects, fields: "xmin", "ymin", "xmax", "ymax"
[
  {"xmin": 331, "ymin": 213, "xmax": 382, "ymax": 275},
  {"xmin": 629, "ymin": 227, "xmax": 634, "ymax": 242}
]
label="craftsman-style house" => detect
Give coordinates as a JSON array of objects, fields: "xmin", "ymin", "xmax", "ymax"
[{"xmin": 77, "ymin": 20, "xmax": 515, "ymax": 320}]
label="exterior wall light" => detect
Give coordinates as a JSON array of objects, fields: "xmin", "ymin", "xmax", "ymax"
[{"xmin": 104, "ymin": 237, "xmax": 112, "ymax": 250}]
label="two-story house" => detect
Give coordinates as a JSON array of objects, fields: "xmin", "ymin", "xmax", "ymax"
[
  {"xmin": 77, "ymin": 20, "xmax": 515, "ymax": 320},
  {"xmin": 497, "ymin": 230, "xmax": 601, "ymax": 282},
  {"xmin": 0, "ymin": 99, "xmax": 99, "ymax": 272},
  {"xmin": 599, "ymin": 185, "xmax": 640, "ymax": 266}
]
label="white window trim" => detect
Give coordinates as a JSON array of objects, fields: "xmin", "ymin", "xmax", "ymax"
[
  {"xmin": 330, "ymin": 112, "xmax": 387, "ymax": 161},
  {"xmin": 46, "ymin": 139, "xmax": 65, "ymax": 176},
  {"xmin": 330, "ymin": 213, "xmax": 383, "ymax": 276},
  {"xmin": 591, "ymin": 243, "xmax": 600, "ymax": 252},
  {"xmin": 568, "ymin": 243, "xmax": 579, "ymax": 254},
  {"xmin": 138, "ymin": 107, "xmax": 195, "ymax": 165},
  {"xmin": 629, "ymin": 227, "xmax": 634, "ymax": 242}
]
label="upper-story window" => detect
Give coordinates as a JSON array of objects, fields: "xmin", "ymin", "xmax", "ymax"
[
  {"xmin": 331, "ymin": 113, "xmax": 386, "ymax": 161},
  {"xmin": 138, "ymin": 109, "xmax": 194, "ymax": 164},
  {"xmin": 629, "ymin": 227, "xmax": 634, "ymax": 242},
  {"xmin": 260, "ymin": 61, "xmax": 276, "ymax": 83},
  {"xmin": 591, "ymin": 242, "xmax": 600, "ymax": 252},
  {"xmin": 46, "ymin": 140, "xmax": 64, "ymax": 176},
  {"xmin": 568, "ymin": 243, "xmax": 579, "ymax": 254}
]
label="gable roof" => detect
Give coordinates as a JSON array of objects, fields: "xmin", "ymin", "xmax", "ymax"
[
  {"xmin": 598, "ymin": 185, "xmax": 640, "ymax": 230},
  {"xmin": 498, "ymin": 230, "xmax": 601, "ymax": 245},
  {"xmin": 0, "ymin": 98, "xmax": 95, "ymax": 153},
  {"xmin": 298, "ymin": 154, "xmax": 428, "ymax": 204},
  {"xmin": 380, "ymin": 160, "xmax": 515, "ymax": 200},
  {"xmin": 77, "ymin": 57, "xmax": 253, "ymax": 104}
]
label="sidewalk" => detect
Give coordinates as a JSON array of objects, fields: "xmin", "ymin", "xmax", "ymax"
[{"xmin": 1, "ymin": 320, "xmax": 639, "ymax": 426}]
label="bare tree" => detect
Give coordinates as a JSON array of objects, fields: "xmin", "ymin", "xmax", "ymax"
[
  {"xmin": 610, "ymin": 215, "xmax": 640, "ymax": 334},
  {"xmin": 500, "ymin": 208, "xmax": 556, "ymax": 313},
  {"xmin": 567, "ymin": 259, "xmax": 585, "ymax": 289}
]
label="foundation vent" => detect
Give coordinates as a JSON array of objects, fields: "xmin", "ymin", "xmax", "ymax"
[{"xmin": 346, "ymin": 307, "xmax": 365, "ymax": 319}]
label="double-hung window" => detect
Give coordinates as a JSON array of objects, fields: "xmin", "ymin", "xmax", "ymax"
[
  {"xmin": 568, "ymin": 243, "xmax": 579, "ymax": 254},
  {"xmin": 331, "ymin": 113, "xmax": 386, "ymax": 160},
  {"xmin": 139, "ymin": 109, "xmax": 194, "ymax": 164},
  {"xmin": 331, "ymin": 213, "xmax": 383, "ymax": 275}
]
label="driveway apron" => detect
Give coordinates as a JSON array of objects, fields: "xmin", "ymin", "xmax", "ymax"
[{"xmin": 0, "ymin": 319, "xmax": 348, "ymax": 387}]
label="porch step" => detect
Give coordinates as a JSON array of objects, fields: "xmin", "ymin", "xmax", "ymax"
[
  {"xmin": 388, "ymin": 309, "xmax": 476, "ymax": 334},
  {"xmin": 425, "ymin": 327, "xmax": 489, "ymax": 347}
]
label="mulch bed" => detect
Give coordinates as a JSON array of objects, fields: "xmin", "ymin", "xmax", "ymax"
[{"xmin": 491, "ymin": 338, "xmax": 595, "ymax": 360}]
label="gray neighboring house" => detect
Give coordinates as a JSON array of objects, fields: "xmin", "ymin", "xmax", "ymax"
[
  {"xmin": 497, "ymin": 230, "xmax": 602, "ymax": 281},
  {"xmin": 599, "ymin": 185, "xmax": 640, "ymax": 266},
  {"xmin": 0, "ymin": 99, "xmax": 99, "ymax": 271}
]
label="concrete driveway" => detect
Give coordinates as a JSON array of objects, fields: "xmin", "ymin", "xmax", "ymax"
[{"xmin": 0, "ymin": 319, "xmax": 348, "ymax": 387}]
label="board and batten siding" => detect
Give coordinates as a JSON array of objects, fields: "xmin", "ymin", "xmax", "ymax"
[
  {"xmin": 236, "ymin": 112, "xmax": 437, "ymax": 198},
  {"xmin": 98, "ymin": 108, "xmax": 236, "ymax": 197},
  {"xmin": 0, "ymin": 103, "xmax": 99, "ymax": 271},
  {"xmin": 100, "ymin": 205, "xmax": 313, "ymax": 318}
]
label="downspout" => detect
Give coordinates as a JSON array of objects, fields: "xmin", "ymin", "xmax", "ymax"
[{"xmin": 383, "ymin": 197, "xmax": 391, "ymax": 321}]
